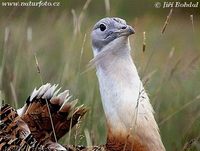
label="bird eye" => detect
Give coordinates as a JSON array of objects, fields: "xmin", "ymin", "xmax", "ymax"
[{"xmin": 99, "ymin": 24, "xmax": 106, "ymax": 31}]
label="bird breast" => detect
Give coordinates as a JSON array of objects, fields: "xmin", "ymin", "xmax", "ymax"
[{"xmin": 96, "ymin": 53, "xmax": 143, "ymax": 134}]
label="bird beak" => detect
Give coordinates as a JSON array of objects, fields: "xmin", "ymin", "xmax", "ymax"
[
  {"xmin": 127, "ymin": 25, "xmax": 135, "ymax": 35},
  {"xmin": 119, "ymin": 25, "xmax": 135, "ymax": 37}
]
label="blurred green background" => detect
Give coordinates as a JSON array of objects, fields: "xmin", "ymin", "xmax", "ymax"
[{"xmin": 0, "ymin": 0, "xmax": 200, "ymax": 150}]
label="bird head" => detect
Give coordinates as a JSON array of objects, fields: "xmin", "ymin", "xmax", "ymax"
[{"xmin": 91, "ymin": 17, "xmax": 135, "ymax": 56}]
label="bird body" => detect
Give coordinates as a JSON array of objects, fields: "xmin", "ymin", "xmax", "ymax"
[
  {"xmin": 91, "ymin": 17, "xmax": 165, "ymax": 151},
  {"xmin": 0, "ymin": 17, "xmax": 165, "ymax": 151},
  {"xmin": 0, "ymin": 84, "xmax": 87, "ymax": 151}
]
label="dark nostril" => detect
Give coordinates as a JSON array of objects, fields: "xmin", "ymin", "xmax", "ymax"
[{"xmin": 121, "ymin": 26, "xmax": 127, "ymax": 29}]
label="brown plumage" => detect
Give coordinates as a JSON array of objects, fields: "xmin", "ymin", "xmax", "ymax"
[
  {"xmin": 0, "ymin": 81, "xmax": 164, "ymax": 151},
  {"xmin": 0, "ymin": 104, "xmax": 47, "ymax": 150},
  {"xmin": 0, "ymin": 84, "xmax": 87, "ymax": 151},
  {"xmin": 0, "ymin": 103, "xmax": 105, "ymax": 151},
  {"xmin": 106, "ymin": 130, "xmax": 148, "ymax": 151}
]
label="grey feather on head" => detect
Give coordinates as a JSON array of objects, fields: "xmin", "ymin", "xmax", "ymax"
[{"xmin": 90, "ymin": 17, "xmax": 135, "ymax": 68}]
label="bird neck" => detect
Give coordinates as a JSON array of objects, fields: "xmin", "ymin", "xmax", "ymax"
[
  {"xmin": 96, "ymin": 48, "xmax": 143, "ymax": 134},
  {"xmin": 94, "ymin": 41, "xmax": 165, "ymax": 151}
]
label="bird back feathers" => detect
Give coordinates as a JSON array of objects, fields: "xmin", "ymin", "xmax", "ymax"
[{"xmin": 0, "ymin": 83, "xmax": 87, "ymax": 151}]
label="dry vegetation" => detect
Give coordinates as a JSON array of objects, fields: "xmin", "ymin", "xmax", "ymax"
[{"xmin": 0, "ymin": 1, "xmax": 200, "ymax": 151}]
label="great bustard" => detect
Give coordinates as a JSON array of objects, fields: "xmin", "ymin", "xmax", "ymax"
[
  {"xmin": 0, "ymin": 17, "xmax": 165, "ymax": 151},
  {"xmin": 90, "ymin": 17, "xmax": 165, "ymax": 151}
]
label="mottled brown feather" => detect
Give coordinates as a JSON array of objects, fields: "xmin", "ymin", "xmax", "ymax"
[{"xmin": 106, "ymin": 126, "xmax": 148, "ymax": 151}]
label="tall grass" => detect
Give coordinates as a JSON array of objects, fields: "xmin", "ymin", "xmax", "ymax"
[{"xmin": 0, "ymin": 5, "xmax": 200, "ymax": 151}]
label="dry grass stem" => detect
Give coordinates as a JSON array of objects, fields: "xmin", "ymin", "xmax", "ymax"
[
  {"xmin": 78, "ymin": 0, "xmax": 92, "ymax": 33},
  {"xmin": 190, "ymin": 14, "xmax": 195, "ymax": 33},
  {"xmin": 168, "ymin": 47, "xmax": 175, "ymax": 59},
  {"xmin": 104, "ymin": 0, "xmax": 111, "ymax": 16},
  {"xmin": 66, "ymin": 117, "xmax": 73, "ymax": 145},
  {"xmin": 142, "ymin": 31, "xmax": 146, "ymax": 53},
  {"xmin": 169, "ymin": 58, "xmax": 181, "ymax": 79},
  {"xmin": 4, "ymin": 27, "xmax": 10, "ymax": 43},
  {"xmin": 182, "ymin": 136, "xmax": 200, "ymax": 151},
  {"xmin": 78, "ymin": 34, "xmax": 87, "ymax": 73},
  {"xmin": 28, "ymin": 26, "xmax": 58, "ymax": 143},
  {"xmin": 74, "ymin": 117, "xmax": 81, "ymax": 146},
  {"xmin": 124, "ymin": 83, "xmax": 144, "ymax": 151},
  {"xmin": 10, "ymin": 82, "xmax": 18, "ymax": 108},
  {"xmin": 27, "ymin": 27, "xmax": 32, "ymax": 42},
  {"xmin": 0, "ymin": 91, "xmax": 4, "ymax": 107},
  {"xmin": 159, "ymin": 95, "xmax": 200, "ymax": 125},
  {"xmin": 34, "ymin": 53, "xmax": 41, "ymax": 74},
  {"xmin": 34, "ymin": 52, "xmax": 58, "ymax": 143},
  {"xmin": 71, "ymin": 9, "xmax": 78, "ymax": 36},
  {"xmin": 161, "ymin": 8, "xmax": 173, "ymax": 34},
  {"xmin": 1, "ymin": 27, "xmax": 10, "ymax": 90},
  {"xmin": 84, "ymin": 129, "xmax": 92, "ymax": 146}
]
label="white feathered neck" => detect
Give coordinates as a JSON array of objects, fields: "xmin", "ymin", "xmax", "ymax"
[{"xmin": 92, "ymin": 37, "xmax": 165, "ymax": 151}]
